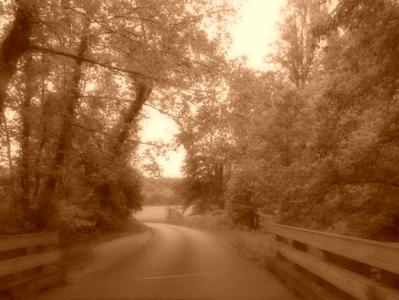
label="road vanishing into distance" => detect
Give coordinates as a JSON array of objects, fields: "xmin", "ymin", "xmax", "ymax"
[{"xmin": 39, "ymin": 223, "xmax": 298, "ymax": 300}]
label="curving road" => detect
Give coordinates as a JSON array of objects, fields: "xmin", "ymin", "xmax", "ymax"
[{"xmin": 39, "ymin": 223, "xmax": 298, "ymax": 300}]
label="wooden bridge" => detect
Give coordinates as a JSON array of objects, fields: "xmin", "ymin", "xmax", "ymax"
[{"xmin": 0, "ymin": 224, "xmax": 399, "ymax": 299}]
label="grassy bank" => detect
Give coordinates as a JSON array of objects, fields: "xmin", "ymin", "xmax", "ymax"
[
  {"xmin": 60, "ymin": 220, "xmax": 152, "ymax": 282},
  {"xmin": 165, "ymin": 207, "xmax": 275, "ymax": 268}
]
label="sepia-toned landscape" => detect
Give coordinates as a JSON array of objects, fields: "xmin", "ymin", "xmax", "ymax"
[{"xmin": 0, "ymin": 0, "xmax": 399, "ymax": 299}]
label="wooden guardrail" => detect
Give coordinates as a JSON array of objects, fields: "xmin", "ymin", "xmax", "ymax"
[
  {"xmin": 265, "ymin": 223, "xmax": 399, "ymax": 300},
  {"xmin": 0, "ymin": 232, "xmax": 64, "ymax": 300}
]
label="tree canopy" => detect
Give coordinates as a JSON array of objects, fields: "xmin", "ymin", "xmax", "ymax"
[
  {"xmin": 0, "ymin": 0, "xmax": 233, "ymax": 235},
  {"xmin": 1, "ymin": 0, "xmax": 398, "ymax": 241},
  {"xmin": 177, "ymin": 0, "xmax": 399, "ymax": 240}
]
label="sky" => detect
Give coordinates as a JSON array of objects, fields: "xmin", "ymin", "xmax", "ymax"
[{"xmin": 138, "ymin": 0, "xmax": 286, "ymax": 178}]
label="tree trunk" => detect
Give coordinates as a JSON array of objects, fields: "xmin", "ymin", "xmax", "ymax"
[
  {"xmin": 37, "ymin": 28, "xmax": 89, "ymax": 229},
  {"xmin": 0, "ymin": 5, "xmax": 32, "ymax": 115},
  {"xmin": 98, "ymin": 83, "xmax": 152, "ymax": 211},
  {"xmin": 33, "ymin": 56, "xmax": 50, "ymax": 200},
  {"xmin": 1, "ymin": 111, "xmax": 13, "ymax": 173},
  {"xmin": 20, "ymin": 55, "xmax": 33, "ymax": 212},
  {"xmin": 110, "ymin": 84, "xmax": 152, "ymax": 155},
  {"xmin": 213, "ymin": 162, "xmax": 224, "ymax": 207},
  {"xmin": 33, "ymin": 98, "xmax": 49, "ymax": 200}
]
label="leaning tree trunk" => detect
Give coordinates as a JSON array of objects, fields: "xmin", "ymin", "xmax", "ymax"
[
  {"xmin": 37, "ymin": 30, "xmax": 88, "ymax": 230},
  {"xmin": 110, "ymin": 84, "xmax": 152, "ymax": 155},
  {"xmin": 98, "ymin": 83, "xmax": 152, "ymax": 212},
  {"xmin": 0, "ymin": 4, "xmax": 32, "ymax": 115}
]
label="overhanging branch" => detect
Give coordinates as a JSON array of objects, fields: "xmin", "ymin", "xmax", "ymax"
[
  {"xmin": 71, "ymin": 122, "xmax": 163, "ymax": 147},
  {"xmin": 81, "ymin": 94, "xmax": 182, "ymax": 125},
  {"xmin": 326, "ymin": 180, "xmax": 399, "ymax": 189},
  {"xmin": 29, "ymin": 45, "xmax": 154, "ymax": 81}
]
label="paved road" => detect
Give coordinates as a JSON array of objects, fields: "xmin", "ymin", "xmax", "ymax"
[{"xmin": 39, "ymin": 223, "xmax": 298, "ymax": 300}]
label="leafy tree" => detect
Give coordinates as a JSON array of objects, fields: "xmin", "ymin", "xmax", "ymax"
[
  {"xmin": 300, "ymin": 0, "xmax": 399, "ymax": 237},
  {"xmin": 272, "ymin": 0, "xmax": 328, "ymax": 87},
  {"xmin": 176, "ymin": 78, "xmax": 232, "ymax": 211},
  {"xmin": 141, "ymin": 177, "xmax": 183, "ymax": 205},
  {"xmin": 0, "ymin": 0, "xmax": 235, "ymax": 235},
  {"xmin": 225, "ymin": 165, "xmax": 262, "ymax": 230},
  {"xmin": 177, "ymin": 0, "xmax": 399, "ymax": 240},
  {"xmin": 0, "ymin": 0, "xmax": 33, "ymax": 115}
]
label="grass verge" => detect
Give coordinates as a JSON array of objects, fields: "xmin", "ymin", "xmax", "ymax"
[
  {"xmin": 59, "ymin": 220, "xmax": 152, "ymax": 282},
  {"xmin": 165, "ymin": 207, "xmax": 275, "ymax": 269}
]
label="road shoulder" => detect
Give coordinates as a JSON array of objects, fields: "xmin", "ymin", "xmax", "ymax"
[{"xmin": 60, "ymin": 225, "xmax": 153, "ymax": 283}]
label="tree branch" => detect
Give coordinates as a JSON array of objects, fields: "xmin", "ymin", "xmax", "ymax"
[
  {"xmin": 144, "ymin": 103, "xmax": 183, "ymax": 125},
  {"xmin": 71, "ymin": 122, "xmax": 163, "ymax": 148},
  {"xmin": 81, "ymin": 94, "xmax": 182, "ymax": 125},
  {"xmin": 326, "ymin": 179, "xmax": 399, "ymax": 189},
  {"xmin": 29, "ymin": 45, "xmax": 154, "ymax": 81}
]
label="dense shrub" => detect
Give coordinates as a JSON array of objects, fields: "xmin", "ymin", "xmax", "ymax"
[{"xmin": 225, "ymin": 169, "xmax": 261, "ymax": 230}]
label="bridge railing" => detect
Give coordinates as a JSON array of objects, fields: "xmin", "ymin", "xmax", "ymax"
[
  {"xmin": 265, "ymin": 223, "xmax": 399, "ymax": 300},
  {"xmin": 0, "ymin": 232, "xmax": 64, "ymax": 299}
]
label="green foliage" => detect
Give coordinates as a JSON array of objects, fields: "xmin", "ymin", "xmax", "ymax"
[
  {"xmin": 0, "ymin": 0, "xmax": 234, "ymax": 236},
  {"xmin": 176, "ymin": 0, "xmax": 399, "ymax": 240},
  {"xmin": 165, "ymin": 206, "xmax": 184, "ymax": 224},
  {"xmin": 176, "ymin": 84, "xmax": 230, "ymax": 211},
  {"xmin": 2, "ymin": 0, "xmax": 398, "ymax": 241},
  {"xmin": 0, "ymin": 172, "xmax": 26, "ymax": 234},
  {"xmin": 224, "ymin": 164, "xmax": 264, "ymax": 230},
  {"xmin": 172, "ymin": 208, "xmax": 233, "ymax": 230},
  {"xmin": 273, "ymin": 0, "xmax": 328, "ymax": 86},
  {"xmin": 141, "ymin": 177, "xmax": 183, "ymax": 205},
  {"xmin": 177, "ymin": 153, "xmax": 225, "ymax": 211}
]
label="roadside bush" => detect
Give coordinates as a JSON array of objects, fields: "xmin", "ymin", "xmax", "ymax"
[
  {"xmin": 0, "ymin": 173, "xmax": 31, "ymax": 234},
  {"xmin": 222, "ymin": 230, "xmax": 275, "ymax": 266},
  {"xmin": 166, "ymin": 206, "xmax": 184, "ymax": 224},
  {"xmin": 225, "ymin": 169, "xmax": 261, "ymax": 230},
  {"xmin": 184, "ymin": 208, "xmax": 232, "ymax": 230}
]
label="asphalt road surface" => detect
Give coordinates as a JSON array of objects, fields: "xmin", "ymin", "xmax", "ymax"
[{"xmin": 38, "ymin": 223, "xmax": 298, "ymax": 300}]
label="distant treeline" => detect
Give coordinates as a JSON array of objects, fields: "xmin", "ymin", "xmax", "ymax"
[{"xmin": 141, "ymin": 177, "xmax": 183, "ymax": 206}]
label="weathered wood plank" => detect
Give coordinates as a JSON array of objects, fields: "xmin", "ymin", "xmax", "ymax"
[
  {"xmin": 28, "ymin": 269, "xmax": 65, "ymax": 292},
  {"xmin": 0, "ymin": 270, "xmax": 64, "ymax": 300},
  {"xmin": 277, "ymin": 243, "xmax": 399, "ymax": 300},
  {"xmin": 267, "ymin": 256, "xmax": 342, "ymax": 300},
  {"xmin": 0, "ymin": 250, "xmax": 61, "ymax": 277},
  {"xmin": 266, "ymin": 223, "xmax": 399, "ymax": 275},
  {"xmin": 0, "ymin": 233, "xmax": 58, "ymax": 252}
]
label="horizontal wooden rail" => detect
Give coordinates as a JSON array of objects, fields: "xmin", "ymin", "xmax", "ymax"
[
  {"xmin": 266, "ymin": 223, "xmax": 399, "ymax": 275},
  {"xmin": 277, "ymin": 243, "xmax": 399, "ymax": 300},
  {"xmin": 265, "ymin": 222, "xmax": 399, "ymax": 300},
  {"xmin": 0, "ymin": 233, "xmax": 58, "ymax": 253},
  {"xmin": 0, "ymin": 232, "xmax": 63, "ymax": 299},
  {"xmin": 0, "ymin": 250, "xmax": 61, "ymax": 277}
]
